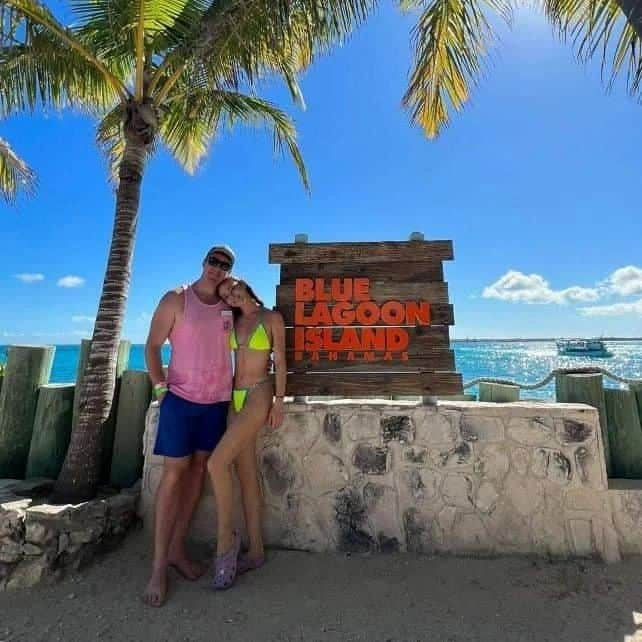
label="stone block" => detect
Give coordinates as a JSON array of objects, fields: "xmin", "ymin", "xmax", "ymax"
[
  {"xmin": 507, "ymin": 416, "xmax": 555, "ymax": 446},
  {"xmin": 259, "ymin": 446, "xmax": 299, "ymax": 498},
  {"xmin": 304, "ymin": 451, "xmax": 349, "ymax": 495},
  {"xmin": 25, "ymin": 521, "xmax": 55, "ymax": 545},
  {"xmin": 475, "ymin": 482, "xmax": 499, "ymax": 514},
  {"xmin": 474, "ymin": 445, "xmax": 510, "ymax": 483},
  {"xmin": 323, "ymin": 413, "xmax": 342, "ymax": 444},
  {"xmin": 441, "ymin": 474, "xmax": 474, "ymax": 508},
  {"xmin": 532, "ymin": 449, "xmax": 572, "ymax": 485},
  {"xmin": 511, "ymin": 448, "xmax": 530, "ymax": 476},
  {"xmin": 6, "ymin": 558, "xmax": 49, "ymax": 590},
  {"xmin": 334, "ymin": 487, "xmax": 375, "ymax": 553},
  {"xmin": 344, "ymin": 412, "xmax": 380, "ymax": 441},
  {"xmin": 414, "ymin": 410, "xmax": 459, "ymax": 445},
  {"xmin": 352, "ymin": 443, "xmax": 389, "ymax": 475},
  {"xmin": 403, "ymin": 508, "xmax": 438, "ymax": 554},
  {"xmin": 279, "ymin": 411, "xmax": 321, "ymax": 453},
  {"xmin": 556, "ymin": 419, "xmax": 594, "ymax": 445},
  {"xmin": 22, "ymin": 543, "xmax": 43, "ymax": 556},
  {"xmin": 432, "ymin": 441, "xmax": 473, "ymax": 468},
  {"xmin": 0, "ymin": 539, "xmax": 22, "ymax": 563},
  {"xmin": 381, "ymin": 415, "xmax": 415, "ymax": 443},
  {"xmin": 397, "ymin": 468, "xmax": 440, "ymax": 507},
  {"xmin": 461, "ymin": 416, "xmax": 505, "ymax": 442},
  {"xmin": 403, "ymin": 446, "xmax": 428, "ymax": 465}
]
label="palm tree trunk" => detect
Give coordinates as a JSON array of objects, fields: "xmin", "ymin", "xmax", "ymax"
[
  {"xmin": 52, "ymin": 130, "xmax": 148, "ymax": 503},
  {"xmin": 616, "ymin": 0, "xmax": 642, "ymax": 40}
]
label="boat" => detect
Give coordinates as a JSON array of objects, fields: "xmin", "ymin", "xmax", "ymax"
[{"xmin": 556, "ymin": 338, "xmax": 613, "ymax": 358}]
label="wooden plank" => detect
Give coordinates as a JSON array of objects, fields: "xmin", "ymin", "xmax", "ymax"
[
  {"xmin": 287, "ymin": 349, "xmax": 456, "ymax": 372},
  {"xmin": 280, "ymin": 261, "xmax": 444, "ymax": 284},
  {"xmin": 285, "ymin": 325, "xmax": 451, "ymax": 351},
  {"xmin": 555, "ymin": 373, "xmax": 611, "ymax": 477},
  {"xmin": 276, "ymin": 281, "xmax": 450, "ymax": 307},
  {"xmin": 269, "ymin": 240, "xmax": 454, "ymax": 264},
  {"xmin": 479, "ymin": 382, "xmax": 519, "ymax": 403},
  {"xmin": 286, "ymin": 372, "xmax": 463, "ymax": 396},
  {"xmin": 605, "ymin": 388, "xmax": 642, "ymax": 479},
  {"xmin": 278, "ymin": 303, "xmax": 455, "ymax": 327}
]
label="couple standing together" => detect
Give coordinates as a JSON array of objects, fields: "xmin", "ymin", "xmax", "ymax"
[{"xmin": 142, "ymin": 245, "xmax": 286, "ymax": 607}]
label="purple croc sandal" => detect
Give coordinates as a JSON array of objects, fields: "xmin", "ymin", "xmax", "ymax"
[
  {"xmin": 237, "ymin": 552, "xmax": 265, "ymax": 576},
  {"xmin": 212, "ymin": 532, "xmax": 241, "ymax": 591}
]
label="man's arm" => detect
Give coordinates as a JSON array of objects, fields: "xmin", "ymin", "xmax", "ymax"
[{"xmin": 145, "ymin": 291, "xmax": 180, "ymax": 388}]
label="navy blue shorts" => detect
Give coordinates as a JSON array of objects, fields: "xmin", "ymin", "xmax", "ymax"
[{"xmin": 154, "ymin": 391, "xmax": 229, "ymax": 458}]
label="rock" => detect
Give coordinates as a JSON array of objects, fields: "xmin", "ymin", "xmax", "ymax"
[
  {"xmin": 352, "ymin": 443, "xmax": 389, "ymax": 475},
  {"xmin": 323, "ymin": 413, "xmax": 342, "ymax": 444},
  {"xmin": 334, "ymin": 487, "xmax": 374, "ymax": 553},
  {"xmin": 6, "ymin": 558, "xmax": 49, "ymax": 590},
  {"xmin": 441, "ymin": 474, "xmax": 474, "ymax": 508},
  {"xmin": 403, "ymin": 447, "xmax": 428, "ymax": 465},
  {"xmin": 568, "ymin": 518, "xmax": 594, "ymax": 556},
  {"xmin": 557, "ymin": 419, "xmax": 593, "ymax": 444},
  {"xmin": 475, "ymin": 482, "xmax": 499, "ymax": 514},
  {"xmin": 461, "ymin": 416, "xmax": 504, "ymax": 443},
  {"xmin": 475, "ymin": 445, "xmax": 510, "ymax": 482},
  {"xmin": 381, "ymin": 415, "xmax": 415, "ymax": 443},
  {"xmin": 25, "ymin": 522, "xmax": 54, "ymax": 545},
  {"xmin": 260, "ymin": 447, "xmax": 298, "ymax": 496},
  {"xmin": 507, "ymin": 416, "xmax": 555, "ymax": 446},
  {"xmin": 0, "ymin": 539, "xmax": 22, "ymax": 563},
  {"xmin": 434, "ymin": 441, "xmax": 473, "ymax": 468},
  {"xmin": 22, "ymin": 543, "xmax": 43, "ymax": 556},
  {"xmin": 451, "ymin": 513, "xmax": 490, "ymax": 553},
  {"xmin": 511, "ymin": 448, "xmax": 530, "ymax": 476},
  {"xmin": 304, "ymin": 452, "xmax": 348, "ymax": 495}
]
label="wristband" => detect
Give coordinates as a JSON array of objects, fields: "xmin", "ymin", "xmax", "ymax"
[{"xmin": 153, "ymin": 383, "xmax": 168, "ymax": 399}]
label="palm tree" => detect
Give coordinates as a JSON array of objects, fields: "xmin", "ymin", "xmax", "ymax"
[
  {"xmin": 401, "ymin": 0, "xmax": 642, "ymax": 138},
  {"xmin": 1, "ymin": 4, "xmax": 35, "ymax": 202},
  {"xmin": 1, "ymin": 0, "xmax": 375, "ymax": 502}
]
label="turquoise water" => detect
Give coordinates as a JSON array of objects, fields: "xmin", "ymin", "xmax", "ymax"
[{"xmin": 1, "ymin": 341, "xmax": 641, "ymax": 400}]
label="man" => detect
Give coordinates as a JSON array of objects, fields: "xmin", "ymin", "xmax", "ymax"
[{"xmin": 142, "ymin": 245, "xmax": 235, "ymax": 607}]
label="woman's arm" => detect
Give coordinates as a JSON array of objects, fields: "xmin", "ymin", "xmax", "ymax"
[{"xmin": 267, "ymin": 310, "xmax": 286, "ymax": 428}]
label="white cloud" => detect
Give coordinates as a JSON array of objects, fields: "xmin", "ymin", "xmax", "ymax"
[
  {"xmin": 57, "ymin": 275, "xmax": 85, "ymax": 288},
  {"xmin": 482, "ymin": 270, "xmax": 600, "ymax": 305},
  {"xmin": 606, "ymin": 266, "xmax": 642, "ymax": 297},
  {"xmin": 579, "ymin": 299, "xmax": 642, "ymax": 317},
  {"xmin": 14, "ymin": 273, "xmax": 44, "ymax": 283},
  {"xmin": 71, "ymin": 315, "xmax": 95, "ymax": 323}
]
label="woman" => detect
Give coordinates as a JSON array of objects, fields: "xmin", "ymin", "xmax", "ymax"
[{"xmin": 207, "ymin": 276, "xmax": 286, "ymax": 590}]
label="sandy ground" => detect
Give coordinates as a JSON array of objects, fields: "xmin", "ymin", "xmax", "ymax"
[{"xmin": 1, "ymin": 529, "xmax": 642, "ymax": 642}]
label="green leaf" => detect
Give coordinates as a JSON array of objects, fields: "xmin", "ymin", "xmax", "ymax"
[
  {"xmin": 401, "ymin": 0, "xmax": 512, "ymax": 138},
  {"xmin": 0, "ymin": 134, "xmax": 35, "ymax": 203}
]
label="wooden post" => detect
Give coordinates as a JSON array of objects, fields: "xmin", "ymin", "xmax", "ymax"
[
  {"xmin": 556, "ymin": 373, "xmax": 611, "ymax": 477},
  {"xmin": 109, "ymin": 370, "xmax": 152, "ymax": 489},
  {"xmin": 605, "ymin": 388, "xmax": 642, "ymax": 479},
  {"xmin": 479, "ymin": 382, "xmax": 519, "ymax": 403},
  {"xmin": 101, "ymin": 340, "xmax": 131, "ymax": 482},
  {"xmin": 25, "ymin": 384, "xmax": 75, "ymax": 479},
  {"xmin": 0, "ymin": 345, "xmax": 55, "ymax": 478},
  {"xmin": 71, "ymin": 339, "xmax": 131, "ymax": 482}
]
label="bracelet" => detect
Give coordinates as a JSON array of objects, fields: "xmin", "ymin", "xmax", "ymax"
[
  {"xmin": 274, "ymin": 395, "xmax": 285, "ymax": 399},
  {"xmin": 153, "ymin": 383, "xmax": 168, "ymax": 399}
]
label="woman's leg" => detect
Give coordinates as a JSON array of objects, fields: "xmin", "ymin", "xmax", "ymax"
[
  {"xmin": 207, "ymin": 383, "xmax": 271, "ymax": 555},
  {"xmin": 235, "ymin": 440, "xmax": 264, "ymax": 558}
]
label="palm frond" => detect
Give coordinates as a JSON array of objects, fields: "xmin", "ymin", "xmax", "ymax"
[
  {"xmin": 401, "ymin": 0, "xmax": 512, "ymax": 138},
  {"xmin": 0, "ymin": 27, "xmax": 120, "ymax": 116},
  {"xmin": 96, "ymin": 104, "xmax": 125, "ymax": 181},
  {"xmin": 4, "ymin": 0, "xmax": 128, "ymax": 99},
  {"xmin": 159, "ymin": 88, "xmax": 308, "ymax": 189},
  {"xmin": 0, "ymin": 134, "xmax": 35, "ymax": 203},
  {"xmin": 545, "ymin": 0, "xmax": 642, "ymax": 94}
]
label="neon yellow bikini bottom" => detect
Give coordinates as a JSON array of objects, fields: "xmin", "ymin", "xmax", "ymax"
[{"xmin": 232, "ymin": 377, "xmax": 271, "ymax": 413}]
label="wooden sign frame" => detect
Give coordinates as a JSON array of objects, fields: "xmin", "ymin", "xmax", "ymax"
[{"xmin": 270, "ymin": 239, "xmax": 463, "ymax": 397}]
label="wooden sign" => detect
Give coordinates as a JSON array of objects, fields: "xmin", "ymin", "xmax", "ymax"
[{"xmin": 269, "ymin": 239, "xmax": 463, "ymax": 397}]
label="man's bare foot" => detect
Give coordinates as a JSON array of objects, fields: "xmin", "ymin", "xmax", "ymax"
[
  {"xmin": 142, "ymin": 569, "xmax": 167, "ymax": 607},
  {"xmin": 168, "ymin": 554, "xmax": 206, "ymax": 581}
]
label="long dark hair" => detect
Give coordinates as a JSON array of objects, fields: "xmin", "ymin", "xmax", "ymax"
[{"xmin": 217, "ymin": 277, "xmax": 265, "ymax": 319}]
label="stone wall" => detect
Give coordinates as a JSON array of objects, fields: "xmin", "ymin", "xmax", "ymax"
[
  {"xmin": 0, "ymin": 479, "xmax": 139, "ymax": 590},
  {"xmin": 141, "ymin": 400, "xmax": 621, "ymax": 562}
]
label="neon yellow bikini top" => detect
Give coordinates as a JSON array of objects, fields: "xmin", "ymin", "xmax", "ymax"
[{"xmin": 229, "ymin": 310, "xmax": 272, "ymax": 351}]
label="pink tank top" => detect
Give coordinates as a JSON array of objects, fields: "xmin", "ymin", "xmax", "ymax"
[{"xmin": 167, "ymin": 285, "xmax": 233, "ymax": 404}]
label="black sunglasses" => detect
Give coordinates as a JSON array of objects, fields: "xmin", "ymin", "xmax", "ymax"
[{"xmin": 207, "ymin": 255, "xmax": 232, "ymax": 271}]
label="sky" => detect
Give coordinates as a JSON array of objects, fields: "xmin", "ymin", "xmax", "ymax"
[{"xmin": 1, "ymin": 4, "xmax": 642, "ymax": 343}]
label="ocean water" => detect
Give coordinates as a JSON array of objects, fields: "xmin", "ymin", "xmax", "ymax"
[{"xmin": 1, "ymin": 341, "xmax": 641, "ymax": 400}]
